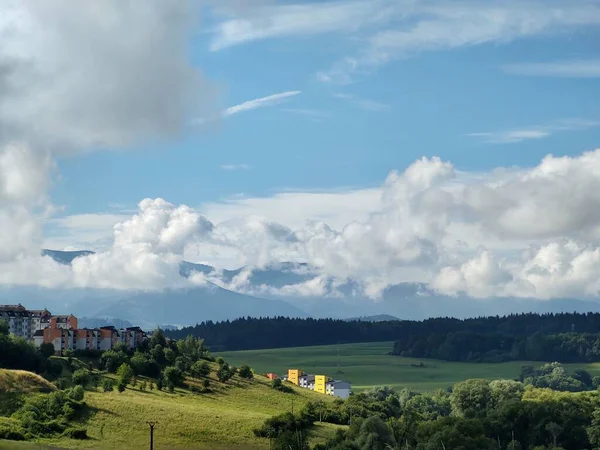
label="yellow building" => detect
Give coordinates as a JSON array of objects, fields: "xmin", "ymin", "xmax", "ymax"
[
  {"xmin": 288, "ymin": 369, "xmax": 300, "ymax": 385},
  {"xmin": 314, "ymin": 375, "xmax": 327, "ymax": 394}
]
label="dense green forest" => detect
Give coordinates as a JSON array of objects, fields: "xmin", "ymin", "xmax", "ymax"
[
  {"xmin": 256, "ymin": 370, "xmax": 600, "ymax": 449},
  {"xmin": 165, "ymin": 313, "xmax": 600, "ymax": 362}
]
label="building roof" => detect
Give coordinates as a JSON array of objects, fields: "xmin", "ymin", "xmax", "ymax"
[{"xmin": 327, "ymin": 381, "xmax": 351, "ymax": 389}]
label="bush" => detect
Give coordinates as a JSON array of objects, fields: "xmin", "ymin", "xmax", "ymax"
[
  {"xmin": 156, "ymin": 377, "xmax": 163, "ymax": 391},
  {"xmin": 271, "ymin": 378, "xmax": 293, "ymax": 393},
  {"xmin": 191, "ymin": 360, "xmax": 211, "ymax": 378},
  {"xmin": 116, "ymin": 363, "xmax": 134, "ymax": 386},
  {"xmin": 140, "ymin": 380, "xmax": 147, "ymax": 391},
  {"xmin": 0, "ymin": 418, "xmax": 26, "ymax": 441},
  {"xmin": 163, "ymin": 366, "xmax": 185, "ymax": 388},
  {"xmin": 117, "ymin": 381, "xmax": 126, "ymax": 393},
  {"xmin": 102, "ymin": 379, "xmax": 114, "ymax": 392},
  {"xmin": 68, "ymin": 385, "xmax": 85, "ymax": 401},
  {"xmin": 239, "ymin": 363, "xmax": 254, "ymax": 379},
  {"xmin": 71, "ymin": 368, "xmax": 90, "ymax": 387},
  {"xmin": 39, "ymin": 342, "xmax": 56, "ymax": 359},
  {"xmin": 62, "ymin": 427, "xmax": 88, "ymax": 439}
]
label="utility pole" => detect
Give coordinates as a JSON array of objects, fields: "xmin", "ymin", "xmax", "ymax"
[{"xmin": 146, "ymin": 421, "xmax": 157, "ymax": 450}]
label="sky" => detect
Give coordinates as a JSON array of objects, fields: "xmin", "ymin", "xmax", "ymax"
[{"xmin": 2, "ymin": 0, "xmax": 600, "ymax": 300}]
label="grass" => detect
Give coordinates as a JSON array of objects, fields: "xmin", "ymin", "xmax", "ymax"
[
  {"xmin": 1, "ymin": 363, "xmax": 339, "ymax": 450},
  {"xmin": 0, "ymin": 369, "xmax": 56, "ymax": 394},
  {"xmin": 217, "ymin": 341, "xmax": 600, "ymax": 392}
]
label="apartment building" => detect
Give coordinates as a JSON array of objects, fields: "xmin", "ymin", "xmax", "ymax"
[
  {"xmin": 285, "ymin": 367, "xmax": 352, "ymax": 399},
  {"xmin": 3, "ymin": 303, "xmax": 147, "ymax": 354},
  {"xmin": 0, "ymin": 304, "xmax": 52, "ymax": 341}
]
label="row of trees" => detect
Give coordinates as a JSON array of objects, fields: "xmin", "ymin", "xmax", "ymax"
[
  {"xmin": 392, "ymin": 331, "xmax": 600, "ymax": 363},
  {"xmin": 257, "ymin": 377, "xmax": 600, "ymax": 449},
  {"xmin": 165, "ymin": 313, "xmax": 600, "ymax": 362}
]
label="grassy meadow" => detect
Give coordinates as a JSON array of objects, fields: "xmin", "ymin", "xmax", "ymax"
[
  {"xmin": 217, "ymin": 341, "xmax": 600, "ymax": 392},
  {"xmin": 0, "ymin": 364, "xmax": 341, "ymax": 450}
]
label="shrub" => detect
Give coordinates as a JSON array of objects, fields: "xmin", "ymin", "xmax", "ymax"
[
  {"xmin": 140, "ymin": 380, "xmax": 147, "ymax": 391},
  {"xmin": 239, "ymin": 363, "xmax": 254, "ymax": 379},
  {"xmin": 156, "ymin": 377, "xmax": 163, "ymax": 391},
  {"xmin": 149, "ymin": 382, "xmax": 155, "ymax": 391},
  {"xmin": 191, "ymin": 360, "xmax": 211, "ymax": 378},
  {"xmin": 216, "ymin": 356, "xmax": 225, "ymax": 366},
  {"xmin": 116, "ymin": 363, "xmax": 134, "ymax": 386},
  {"xmin": 102, "ymin": 379, "xmax": 114, "ymax": 392},
  {"xmin": 117, "ymin": 381, "xmax": 126, "ymax": 393},
  {"xmin": 62, "ymin": 427, "xmax": 88, "ymax": 439},
  {"xmin": 39, "ymin": 342, "xmax": 56, "ymax": 359},
  {"xmin": 271, "ymin": 378, "xmax": 293, "ymax": 393},
  {"xmin": 68, "ymin": 385, "xmax": 85, "ymax": 401},
  {"xmin": 0, "ymin": 418, "xmax": 26, "ymax": 441},
  {"xmin": 163, "ymin": 366, "xmax": 185, "ymax": 388},
  {"xmin": 71, "ymin": 368, "xmax": 90, "ymax": 387}
]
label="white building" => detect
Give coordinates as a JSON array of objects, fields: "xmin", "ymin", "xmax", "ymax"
[{"xmin": 326, "ymin": 381, "xmax": 352, "ymax": 399}]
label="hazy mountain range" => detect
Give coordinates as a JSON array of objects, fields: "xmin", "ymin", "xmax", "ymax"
[{"xmin": 1, "ymin": 249, "xmax": 599, "ymax": 329}]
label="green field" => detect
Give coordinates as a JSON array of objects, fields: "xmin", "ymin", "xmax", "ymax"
[
  {"xmin": 217, "ymin": 341, "xmax": 600, "ymax": 392},
  {"xmin": 0, "ymin": 364, "xmax": 341, "ymax": 450}
]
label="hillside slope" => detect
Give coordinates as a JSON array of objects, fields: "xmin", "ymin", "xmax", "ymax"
[
  {"xmin": 11, "ymin": 365, "xmax": 339, "ymax": 450},
  {"xmin": 0, "ymin": 369, "xmax": 56, "ymax": 394}
]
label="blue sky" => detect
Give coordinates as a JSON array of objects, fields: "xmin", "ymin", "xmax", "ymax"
[
  {"xmin": 50, "ymin": 1, "xmax": 600, "ymax": 217},
  {"xmin": 5, "ymin": 0, "xmax": 600, "ymax": 299}
]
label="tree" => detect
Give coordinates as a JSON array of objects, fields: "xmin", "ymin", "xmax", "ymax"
[
  {"xmin": 71, "ymin": 369, "xmax": 90, "ymax": 387},
  {"xmin": 354, "ymin": 416, "xmax": 396, "ymax": 450},
  {"xmin": 69, "ymin": 385, "xmax": 85, "ymax": 401},
  {"xmin": 116, "ymin": 363, "xmax": 134, "ymax": 386},
  {"xmin": 489, "ymin": 379, "xmax": 524, "ymax": 407},
  {"xmin": 156, "ymin": 377, "xmax": 163, "ymax": 391},
  {"xmin": 129, "ymin": 352, "xmax": 148, "ymax": 375},
  {"xmin": 177, "ymin": 335, "xmax": 205, "ymax": 362},
  {"xmin": 39, "ymin": 342, "xmax": 56, "ymax": 359},
  {"xmin": 0, "ymin": 319, "xmax": 8, "ymax": 336},
  {"xmin": 417, "ymin": 416, "xmax": 495, "ymax": 450},
  {"xmin": 117, "ymin": 381, "xmax": 126, "ymax": 393},
  {"xmin": 163, "ymin": 366, "xmax": 184, "ymax": 388},
  {"xmin": 451, "ymin": 379, "xmax": 492, "ymax": 418},
  {"xmin": 239, "ymin": 363, "xmax": 254, "ymax": 380},
  {"xmin": 216, "ymin": 356, "xmax": 225, "ymax": 366},
  {"xmin": 150, "ymin": 328, "xmax": 167, "ymax": 348},
  {"xmin": 217, "ymin": 363, "xmax": 233, "ymax": 382},
  {"xmin": 190, "ymin": 360, "xmax": 211, "ymax": 378},
  {"xmin": 164, "ymin": 347, "xmax": 176, "ymax": 365},
  {"xmin": 102, "ymin": 379, "xmax": 114, "ymax": 392}
]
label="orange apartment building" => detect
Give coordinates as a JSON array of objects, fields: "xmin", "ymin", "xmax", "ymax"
[{"xmin": 0, "ymin": 305, "xmax": 150, "ymax": 354}]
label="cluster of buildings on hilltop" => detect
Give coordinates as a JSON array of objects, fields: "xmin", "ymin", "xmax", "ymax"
[
  {"xmin": 0, "ymin": 304, "xmax": 147, "ymax": 355},
  {"xmin": 272, "ymin": 369, "xmax": 351, "ymax": 399}
]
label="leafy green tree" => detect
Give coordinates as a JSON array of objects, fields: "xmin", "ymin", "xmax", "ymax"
[
  {"xmin": 149, "ymin": 328, "xmax": 167, "ymax": 348},
  {"xmin": 239, "ymin": 363, "xmax": 254, "ymax": 379},
  {"xmin": 116, "ymin": 363, "xmax": 134, "ymax": 386},
  {"xmin": 216, "ymin": 356, "xmax": 225, "ymax": 366},
  {"xmin": 489, "ymin": 379, "xmax": 524, "ymax": 407},
  {"xmin": 164, "ymin": 347, "xmax": 176, "ymax": 365},
  {"xmin": 129, "ymin": 351, "xmax": 148, "ymax": 375},
  {"xmin": 177, "ymin": 335, "xmax": 205, "ymax": 362},
  {"xmin": 163, "ymin": 366, "xmax": 184, "ymax": 388},
  {"xmin": 68, "ymin": 385, "xmax": 85, "ymax": 401},
  {"xmin": 156, "ymin": 377, "xmax": 163, "ymax": 391},
  {"xmin": 0, "ymin": 319, "xmax": 8, "ymax": 336},
  {"xmin": 417, "ymin": 416, "xmax": 494, "ymax": 450},
  {"xmin": 71, "ymin": 369, "xmax": 90, "ymax": 387},
  {"xmin": 191, "ymin": 360, "xmax": 211, "ymax": 378},
  {"xmin": 102, "ymin": 379, "xmax": 114, "ymax": 392},
  {"xmin": 353, "ymin": 416, "xmax": 396, "ymax": 450},
  {"xmin": 451, "ymin": 379, "xmax": 491, "ymax": 418},
  {"xmin": 217, "ymin": 363, "xmax": 233, "ymax": 382},
  {"xmin": 117, "ymin": 381, "xmax": 126, "ymax": 393},
  {"xmin": 39, "ymin": 342, "xmax": 55, "ymax": 358}
]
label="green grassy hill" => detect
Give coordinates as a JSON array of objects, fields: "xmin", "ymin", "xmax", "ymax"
[
  {"xmin": 1, "ymin": 363, "xmax": 341, "ymax": 450},
  {"xmin": 217, "ymin": 341, "xmax": 600, "ymax": 392},
  {"xmin": 0, "ymin": 369, "xmax": 56, "ymax": 394}
]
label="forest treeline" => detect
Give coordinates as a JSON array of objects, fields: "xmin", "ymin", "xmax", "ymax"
[{"xmin": 165, "ymin": 313, "xmax": 600, "ymax": 362}]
